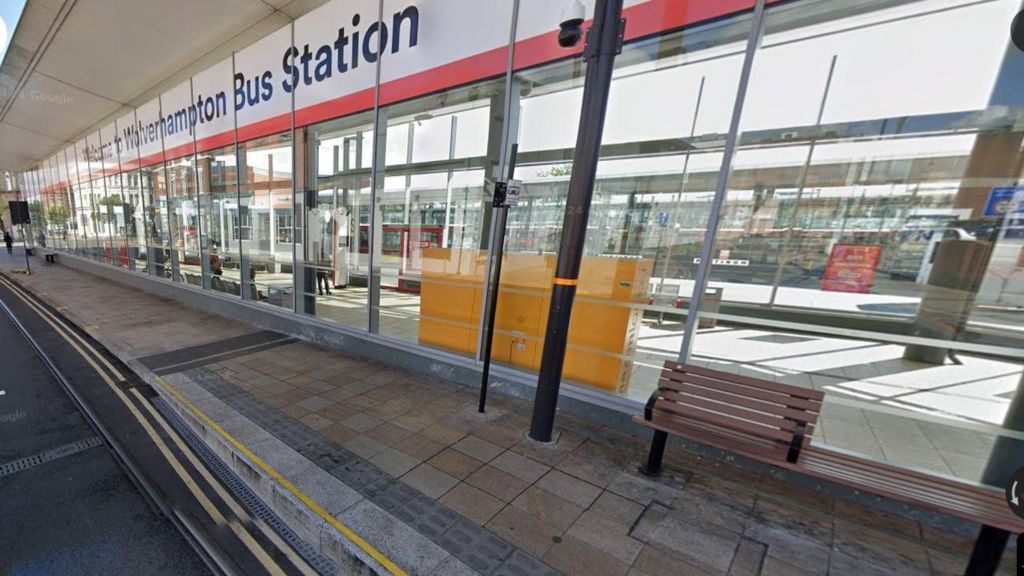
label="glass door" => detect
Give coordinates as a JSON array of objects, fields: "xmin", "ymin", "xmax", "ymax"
[{"xmin": 300, "ymin": 112, "xmax": 374, "ymax": 330}]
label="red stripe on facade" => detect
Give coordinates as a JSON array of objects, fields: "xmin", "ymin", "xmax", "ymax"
[
  {"xmin": 196, "ymin": 131, "xmax": 236, "ymax": 153},
  {"xmin": 294, "ymin": 88, "xmax": 375, "ymax": 128},
  {"xmin": 136, "ymin": 151, "xmax": 166, "ymax": 169},
  {"xmin": 512, "ymin": 0, "xmax": 763, "ymax": 69},
  {"xmin": 236, "ymin": 112, "xmax": 291, "ymax": 143},
  {"xmin": 163, "ymin": 142, "xmax": 197, "ymax": 163},
  {"xmin": 379, "ymin": 45, "xmax": 510, "ymax": 107},
  {"xmin": 624, "ymin": 0, "xmax": 758, "ymax": 41},
  {"xmin": 511, "ymin": 26, "xmax": 584, "ymax": 71}
]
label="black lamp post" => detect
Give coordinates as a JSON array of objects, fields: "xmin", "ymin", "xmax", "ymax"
[{"xmin": 528, "ymin": 0, "xmax": 625, "ymax": 442}]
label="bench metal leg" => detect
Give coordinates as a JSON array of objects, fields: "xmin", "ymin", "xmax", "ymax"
[
  {"xmin": 964, "ymin": 525, "xmax": 1008, "ymax": 576},
  {"xmin": 639, "ymin": 429, "xmax": 668, "ymax": 476}
]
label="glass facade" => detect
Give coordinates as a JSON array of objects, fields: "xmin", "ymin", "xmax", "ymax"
[
  {"xmin": 239, "ymin": 133, "xmax": 295, "ymax": 307},
  {"xmin": 17, "ymin": 0, "xmax": 1024, "ymax": 490}
]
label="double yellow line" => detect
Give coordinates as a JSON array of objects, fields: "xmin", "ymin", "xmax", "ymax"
[
  {"xmin": 155, "ymin": 373, "xmax": 408, "ymax": 575},
  {"xmin": 0, "ymin": 274, "xmax": 405, "ymax": 576}
]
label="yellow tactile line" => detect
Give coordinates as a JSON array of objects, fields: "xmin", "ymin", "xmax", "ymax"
[{"xmin": 154, "ymin": 374, "xmax": 407, "ymax": 576}]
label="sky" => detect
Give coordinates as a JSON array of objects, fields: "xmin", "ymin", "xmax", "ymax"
[{"xmin": 0, "ymin": 0, "xmax": 26, "ymax": 65}]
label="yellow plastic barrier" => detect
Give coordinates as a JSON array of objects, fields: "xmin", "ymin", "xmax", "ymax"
[{"xmin": 418, "ymin": 248, "xmax": 651, "ymax": 393}]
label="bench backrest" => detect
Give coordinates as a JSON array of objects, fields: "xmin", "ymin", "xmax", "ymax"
[{"xmin": 650, "ymin": 361, "xmax": 825, "ymax": 463}]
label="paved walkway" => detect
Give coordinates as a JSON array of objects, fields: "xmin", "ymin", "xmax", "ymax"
[{"xmin": 0, "ymin": 250, "xmax": 1015, "ymax": 575}]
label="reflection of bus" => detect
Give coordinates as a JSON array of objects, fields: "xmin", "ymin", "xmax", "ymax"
[
  {"xmin": 886, "ymin": 214, "xmax": 961, "ymax": 280},
  {"xmin": 358, "ymin": 224, "xmax": 444, "ymax": 292},
  {"xmin": 889, "ymin": 227, "xmax": 975, "ymax": 282},
  {"xmin": 358, "ymin": 225, "xmax": 443, "ymax": 255}
]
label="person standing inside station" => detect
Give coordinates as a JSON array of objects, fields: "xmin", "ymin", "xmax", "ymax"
[
  {"xmin": 209, "ymin": 241, "xmax": 223, "ymax": 276},
  {"xmin": 316, "ymin": 247, "xmax": 332, "ymax": 296}
]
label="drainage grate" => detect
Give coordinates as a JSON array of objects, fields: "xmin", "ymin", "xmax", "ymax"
[
  {"xmin": 153, "ymin": 397, "xmax": 340, "ymax": 576},
  {"xmin": 0, "ymin": 436, "xmax": 104, "ymax": 477}
]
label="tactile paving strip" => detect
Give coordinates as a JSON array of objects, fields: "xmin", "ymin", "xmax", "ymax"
[
  {"xmin": 153, "ymin": 397, "xmax": 340, "ymax": 576},
  {"xmin": 138, "ymin": 330, "xmax": 294, "ymax": 373},
  {"xmin": 184, "ymin": 367, "xmax": 561, "ymax": 576},
  {"xmin": 0, "ymin": 436, "xmax": 103, "ymax": 477}
]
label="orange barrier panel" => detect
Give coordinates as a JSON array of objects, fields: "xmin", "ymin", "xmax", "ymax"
[{"xmin": 418, "ymin": 248, "xmax": 651, "ymax": 393}]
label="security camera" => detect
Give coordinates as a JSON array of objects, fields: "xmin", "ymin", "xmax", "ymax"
[
  {"xmin": 558, "ymin": 0, "xmax": 585, "ymax": 48},
  {"xmin": 1013, "ymin": 9, "xmax": 1024, "ymax": 52}
]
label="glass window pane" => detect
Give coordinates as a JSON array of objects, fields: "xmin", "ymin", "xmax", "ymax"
[
  {"xmin": 239, "ymin": 133, "xmax": 294, "ymax": 308},
  {"xmin": 166, "ymin": 156, "xmax": 199, "ymax": 282},
  {"xmin": 198, "ymin": 146, "xmax": 241, "ymax": 295},
  {"xmin": 141, "ymin": 163, "xmax": 170, "ymax": 277},
  {"xmin": 70, "ymin": 165, "xmax": 90, "ymax": 259},
  {"xmin": 372, "ymin": 82, "xmax": 508, "ymax": 350},
  {"xmin": 123, "ymin": 170, "xmax": 148, "ymax": 273},
  {"xmin": 371, "ymin": 0, "xmax": 516, "ymax": 352},
  {"xmin": 689, "ymin": 0, "xmax": 1024, "ymax": 488},
  {"xmin": 103, "ymin": 172, "xmax": 131, "ymax": 269},
  {"xmin": 299, "ymin": 112, "xmax": 374, "ymax": 330}
]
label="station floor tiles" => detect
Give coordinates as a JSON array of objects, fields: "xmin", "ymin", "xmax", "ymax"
[{"xmin": 0, "ymin": 252, "xmax": 1016, "ymax": 575}]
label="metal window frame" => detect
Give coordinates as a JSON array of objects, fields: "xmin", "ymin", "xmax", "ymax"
[
  {"xmin": 367, "ymin": 0, "xmax": 386, "ymax": 334},
  {"xmin": 156, "ymin": 93, "xmax": 179, "ymax": 282},
  {"xmin": 64, "ymin": 155, "xmax": 78, "ymax": 254},
  {"xmin": 109, "ymin": 116, "xmax": 135, "ymax": 272},
  {"xmin": 475, "ymin": 0, "xmax": 521, "ymax": 363},
  {"xmin": 290, "ymin": 21, "xmax": 301, "ymax": 314},
  {"xmin": 230, "ymin": 51, "xmax": 251, "ymax": 301},
  {"xmin": 678, "ymin": 0, "xmax": 768, "ymax": 364}
]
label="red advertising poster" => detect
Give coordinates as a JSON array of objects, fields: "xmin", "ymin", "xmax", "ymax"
[{"xmin": 821, "ymin": 243, "xmax": 882, "ymax": 293}]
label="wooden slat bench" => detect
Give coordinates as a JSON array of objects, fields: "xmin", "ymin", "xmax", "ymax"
[{"xmin": 635, "ymin": 360, "xmax": 1024, "ymax": 576}]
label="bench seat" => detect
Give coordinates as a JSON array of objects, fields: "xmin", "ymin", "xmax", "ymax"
[
  {"xmin": 636, "ymin": 360, "xmax": 1022, "ymax": 575},
  {"xmin": 792, "ymin": 446, "xmax": 1024, "ymax": 534},
  {"xmin": 637, "ymin": 361, "xmax": 823, "ymax": 472},
  {"xmin": 632, "ymin": 412, "xmax": 793, "ymax": 464}
]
